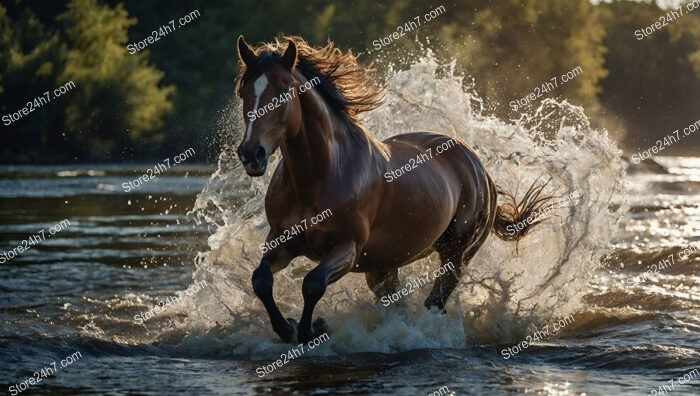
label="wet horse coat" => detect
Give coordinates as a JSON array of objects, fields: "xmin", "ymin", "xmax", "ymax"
[{"xmin": 235, "ymin": 36, "xmax": 551, "ymax": 343}]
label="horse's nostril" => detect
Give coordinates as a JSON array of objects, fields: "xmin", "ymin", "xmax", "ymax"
[{"xmin": 254, "ymin": 146, "xmax": 267, "ymax": 161}]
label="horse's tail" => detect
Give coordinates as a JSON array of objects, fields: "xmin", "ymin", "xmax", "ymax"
[{"xmin": 491, "ymin": 180, "xmax": 554, "ymax": 242}]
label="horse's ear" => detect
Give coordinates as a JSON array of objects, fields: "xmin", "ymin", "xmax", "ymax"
[
  {"xmin": 282, "ymin": 40, "xmax": 297, "ymax": 71},
  {"xmin": 237, "ymin": 35, "xmax": 257, "ymax": 67}
]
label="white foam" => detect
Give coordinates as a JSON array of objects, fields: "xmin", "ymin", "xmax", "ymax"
[{"xmin": 168, "ymin": 51, "xmax": 626, "ymax": 356}]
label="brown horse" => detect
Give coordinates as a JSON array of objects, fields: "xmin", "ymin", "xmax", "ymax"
[{"xmin": 235, "ymin": 36, "xmax": 551, "ymax": 343}]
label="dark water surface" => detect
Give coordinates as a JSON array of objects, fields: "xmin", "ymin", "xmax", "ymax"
[{"xmin": 0, "ymin": 158, "xmax": 699, "ymax": 395}]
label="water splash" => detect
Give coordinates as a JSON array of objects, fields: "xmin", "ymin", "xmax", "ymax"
[{"xmin": 162, "ymin": 51, "xmax": 626, "ymax": 355}]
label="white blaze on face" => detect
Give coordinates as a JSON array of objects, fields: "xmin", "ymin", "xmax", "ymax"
[{"xmin": 244, "ymin": 74, "xmax": 269, "ymax": 144}]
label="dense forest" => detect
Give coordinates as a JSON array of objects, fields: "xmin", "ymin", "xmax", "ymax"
[{"xmin": 1, "ymin": 0, "xmax": 699, "ymax": 163}]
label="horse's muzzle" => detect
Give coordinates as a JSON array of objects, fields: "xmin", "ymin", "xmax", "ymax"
[{"xmin": 237, "ymin": 144, "xmax": 268, "ymax": 177}]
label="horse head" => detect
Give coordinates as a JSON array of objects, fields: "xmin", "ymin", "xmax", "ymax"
[{"xmin": 235, "ymin": 36, "xmax": 302, "ymax": 176}]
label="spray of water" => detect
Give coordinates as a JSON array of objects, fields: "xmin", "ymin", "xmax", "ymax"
[{"xmin": 158, "ymin": 50, "xmax": 625, "ymax": 357}]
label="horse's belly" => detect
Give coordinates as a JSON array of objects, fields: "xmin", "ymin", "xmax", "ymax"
[
  {"xmin": 356, "ymin": 225, "xmax": 443, "ymax": 271},
  {"xmin": 355, "ymin": 180, "xmax": 458, "ymax": 271}
]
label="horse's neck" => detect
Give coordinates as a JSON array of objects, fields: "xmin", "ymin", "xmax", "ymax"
[{"xmin": 279, "ymin": 83, "xmax": 374, "ymax": 200}]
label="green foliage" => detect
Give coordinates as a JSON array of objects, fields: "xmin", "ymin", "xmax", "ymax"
[
  {"xmin": 0, "ymin": 0, "xmax": 173, "ymax": 161},
  {"xmin": 0, "ymin": 4, "xmax": 66, "ymax": 161},
  {"xmin": 58, "ymin": 0, "xmax": 173, "ymax": 160},
  {"xmin": 436, "ymin": 0, "xmax": 607, "ymax": 116},
  {"xmin": 1, "ymin": 0, "xmax": 699, "ymax": 162}
]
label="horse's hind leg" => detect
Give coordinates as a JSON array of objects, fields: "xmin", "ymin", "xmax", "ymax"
[
  {"xmin": 365, "ymin": 269, "xmax": 399, "ymax": 302},
  {"xmin": 424, "ymin": 247, "xmax": 466, "ymax": 312},
  {"xmin": 425, "ymin": 172, "xmax": 496, "ymax": 312},
  {"xmin": 425, "ymin": 214, "xmax": 492, "ymax": 311}
]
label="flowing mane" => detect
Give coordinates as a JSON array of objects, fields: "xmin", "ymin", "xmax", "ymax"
[
  {"xmin": 235, "ymin": 36, "xmax": 384, "ymax": 123},
  {"xmin": 235, "ymin": 35, "xmax": 556, "ymax": 346}
]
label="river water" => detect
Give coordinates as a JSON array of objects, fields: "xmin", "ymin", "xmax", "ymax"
[{"xmin": 1, "ymin": 58, "xmax": 699, "ymax": 395}]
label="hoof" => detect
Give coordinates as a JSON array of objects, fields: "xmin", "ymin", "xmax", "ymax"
[
  {"xmin": 298, "ymin": 318, "xmax": 330, "ymax": 343},
  {"xmin": 274, "ymin": 318, "xmax": 298, "ymax": 343},
  {"xmin": 424, "ymin": 300, "xmax": 447, "ymax": 314},
  {"xmin": 312, "ymin": 318, "xmax": 329, "ymax": 338},
  {"xmin": 285, "ymin": 318, "xmax": 299, "ymax": 343}
]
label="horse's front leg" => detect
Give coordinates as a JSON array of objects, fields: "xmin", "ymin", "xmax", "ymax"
[
  {"xmin": 252, "ymin": 248, "xmax": 296, "ymax": 342},
  {"xmin": 297, "ymin": 240, "xmax": 357, "ymax": 343}
]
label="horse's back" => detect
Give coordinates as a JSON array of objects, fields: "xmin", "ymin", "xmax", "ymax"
[
  {"xmin": 384, "ymin": 131, "xmax": 494, "ymax": 219},
  {"xmin": 381, "ymin": 132, "xmax": 489, "ymax": 191},
  {"xmin": 355, "ymin": 132, "xmax": 493, "ymax": 270}
]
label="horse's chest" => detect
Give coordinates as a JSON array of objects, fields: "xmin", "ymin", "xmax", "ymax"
[{"xmin": 269, "ymin": 207, "xmax": 333, "ymax": 254}]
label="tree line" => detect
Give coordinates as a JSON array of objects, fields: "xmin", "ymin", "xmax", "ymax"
[{"xmin": 1, "ymin": 0, "xmax": 698, "ymax": 163}]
